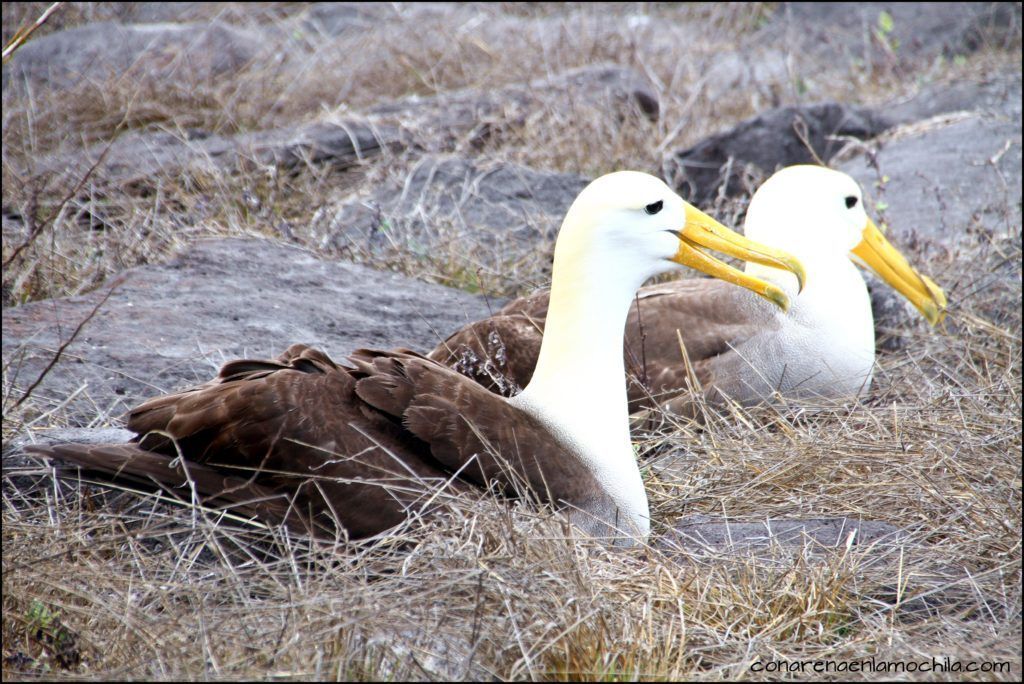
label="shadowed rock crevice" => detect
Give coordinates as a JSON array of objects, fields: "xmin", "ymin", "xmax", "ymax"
[{"xmin": 665, "ymin": 103, "xmax": 893, "ymax": 205}]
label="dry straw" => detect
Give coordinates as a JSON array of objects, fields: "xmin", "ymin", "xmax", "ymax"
[{"xmin": 3, "ymin": 2, "xmax": 1020, "ymax": 679}]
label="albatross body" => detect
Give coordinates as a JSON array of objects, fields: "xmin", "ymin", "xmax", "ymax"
[
  {"xmin": 429, "ymin": 166, "xmax": 947, "ymax": 415},
  {"xmin": 31, "ymin": 172, "xmax": 803, "ymax": 545}
]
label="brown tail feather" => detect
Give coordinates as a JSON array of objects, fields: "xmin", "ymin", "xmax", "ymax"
[{"xmin": 29, "ymin": 444, "xmax": 326, "ymax": 538}]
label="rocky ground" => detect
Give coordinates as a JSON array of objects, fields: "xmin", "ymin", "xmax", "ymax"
[{"xmin": 2, "ymin": 2, "xmax": 1021, "ymax": 681}]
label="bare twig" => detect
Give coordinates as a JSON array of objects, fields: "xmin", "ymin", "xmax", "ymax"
[
  {"xmin": 1, "ymin": 2, "xmax": 63, "ymax": 63},
  {"xmin": 3, "ymin": 136, "xmax": 119, "ymax": 270},
  {"xmin": 12, "ymin": 280, "xmax": 121, "ymax": 410},
  {"xmin": 792, "ymin": 114, "xmax": 827, "ymax": 167}
]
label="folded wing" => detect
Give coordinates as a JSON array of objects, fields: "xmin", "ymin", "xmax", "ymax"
[{"xmin": 33, "ymin": 344, "xmax": 609, "ymax": 539}]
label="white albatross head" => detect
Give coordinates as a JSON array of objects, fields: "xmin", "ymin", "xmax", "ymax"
[
  {"xmin": 744, "ymin": 165, "xmax": 947, "ymax": 325},
  {"xmin": 553, "ymin": 170, "xmax": 806, "ymax": 310}
]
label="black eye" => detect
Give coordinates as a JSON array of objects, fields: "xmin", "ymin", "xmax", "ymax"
[
  {"xmin": 644, "ymin": 200, "xmax": 663, "ymax": 215},
  {"xmin": 845, "ymin": 196, "xmax": 858, "ymax": 209}
]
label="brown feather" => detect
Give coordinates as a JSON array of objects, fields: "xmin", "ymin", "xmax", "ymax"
[
  {"xmin": 427, "ymin": 279, "xmax": 773, "ymax": 413},
  {"xmin": 34, "ymin": 344, "xmax": 612, "ymax": 540}
]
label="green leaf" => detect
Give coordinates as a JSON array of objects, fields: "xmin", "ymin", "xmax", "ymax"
[{"xmin": 878, "ymin": 10, "xmax": 894, "ymax": 34}]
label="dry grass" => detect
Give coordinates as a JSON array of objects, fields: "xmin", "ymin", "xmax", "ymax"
[{"xmin": 2, "ymin": 2, "xmax": 1021, "ymax": 680}]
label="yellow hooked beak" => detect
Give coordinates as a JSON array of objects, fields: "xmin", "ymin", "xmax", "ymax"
[
  {"xmin": 673, "ymin": 204, "xmax": 807, "ymax": 312},
  {"xmin": 851, "ymin": 218, "xmax": 947, "ymax": 325}
]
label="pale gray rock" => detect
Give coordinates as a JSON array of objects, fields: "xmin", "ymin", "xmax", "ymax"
[
  {"xmin": 885, "ymin": 72, "xmax": 1023, "ymax": 124},
  {"xmin": 838, "ymin": 75, "xmax": 1021, "ymax": 344},
  {"xmin": 6, "ymin": 428, "xmax": 136, "ymax": 455},
  {"xmin": 657, "ymin": 514, "xmax": 984, "ymax": 620},
  {"xmin": 763, "ymin": 2, "xmax": 1019, "ymax": 64},
  {"xmin": 324, "ymin": 156, "xmax": 588, "ymax": 280},
  {"xmin": 32, "ymin": 63, "xmax": 655, "ymax": 191},
  {"xmin": 35, "ymin": 121, "xmax": 398, "ymax": 190},
  {"xmin": 2, "ymin": 238, "xmax": 495, "ymax": 424},
  {"xmin": 658, "ymin": 514, "xmax": 908, "ymax": 555},
  {"xmin": 699, "ymin": 48, "xmax": 790, "ymax": 104},
  {"xmin": 299, "ymin": 3, "xmax": 403, "ymax": 37},
  {"xmin": 838, "ymin": 113, "xmax": 1022, "ymax": 247},
  {"xmin": 367, "ymin": 63, "xmax": 659, "ymax": 153},
  {"xmin": 3, "ymin": 20, "xmax": 264, "ymax": 93}
]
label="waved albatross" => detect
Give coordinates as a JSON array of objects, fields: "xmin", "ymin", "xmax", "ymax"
[
  {"xmin": 29, "ymin": 172, "xmax": 803, "ymax": 545},
  {"xmin": 429, "ymin": 166, "xmax": 947, "ymax": 416}
]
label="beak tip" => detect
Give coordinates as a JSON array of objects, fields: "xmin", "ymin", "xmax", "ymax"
[
  {"xmin": 767, "ymin": 287, "xmax": 791, "ymax": 312},
  {"xmin": 778, "ymin": 257, "xmax": 806, "ymax": 294},
  {"xmin": 921, "ymin": 301, "xmax": 948, "ymax": 326}
]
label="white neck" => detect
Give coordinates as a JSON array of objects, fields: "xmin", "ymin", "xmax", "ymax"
[
  {"xmin": 511, "ymin": 239, "xmax": 651, "ymax": 540},
  {"xmin": 746, "ymin": 243, "xmax": 871, "ymax": 324},
  {"xmin": 746, "ymin": 244, "xmax": 876, "ymax": 393}
]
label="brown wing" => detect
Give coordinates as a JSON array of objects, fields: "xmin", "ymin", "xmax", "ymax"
[
  {"xmin": 429, "ymin": 279, "xmax": 772, "ymax": 413},
  {"xmin": 426, "ymin": 288, "xmax": 554, "ymax": 396},
  {"xmin": 349, "ymin": 349, "xmax": 614, "ymax": 530},
  {"xmin": 35, "ymin": 344, "xmax": 455, "ymax": 539},
  {"xmin": 33, "ymin": 344, "xmax": 611, "ymax": 539},
  {"xmin": 624, "ymin": 279, "xmax": 772, "ymax": 411},
  {"xmin": 426, "ymin": 314, "xmax": 545, "ymax": 397}
]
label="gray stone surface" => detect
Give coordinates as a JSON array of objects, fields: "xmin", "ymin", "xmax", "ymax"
[
  {"xmin": 698, "ymin": 48, "xmax": 790, "ymax": 104},
  {"xmin": 324, "ymin": 155, "xmax": 588, "ymax": 280},
  {"xmin": 763, "ymin": 2, "xmax": 1019, "ymax": 64},
  {"xmin": 664, "ymin": 2, "xmax": 1022, "ymax": 207},
  {"xmin": 657, "ymin": 514, "xmax": 908, "ymax": 556},
  {"xmin": 38, "ymin": 121, "xmax": 398, "ymax": 190},
  {"xmin": 2, "ymin": 238, "xmax": 495, "ymax": 424},
  {"xmin": 299, "ymin": 2, "xmax": 396, "ymax": 37},
  {"xmin": 6, "ymin": 428, "xmax": 136, "ymax": 455},
  {"xmin": 886, "ymin": 72, "xmax": 1023, "ymax": 124},
  {"xmin": 33, "ymin": 63, "xmax": 655, "ymax": 190},
  {"xmin": 3, "ymin": 428, "xmax": 134, "ymax": 473},
  {"xmin": 3, "ymin": 20, "xmax": 264, "ymax": 93},
  {"xmin": 367, "ymin": 63, "xmax": 659, "ymax": 152},
  {"xmin": 847, "ymin": 74, "xmax": 1019, "ymax": 341},
  {"xmin": 838, "ymin": 113, "xmax": 1022, "ymax": 247},
  {"xmin": 656, "ymin": 514, "xmax": 980, "ymax": 620}
]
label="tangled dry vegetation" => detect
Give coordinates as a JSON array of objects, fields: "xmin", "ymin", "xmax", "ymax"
[{"xmin": 2, "ymin": 2, "xmax": 1021, "ymax": 680}]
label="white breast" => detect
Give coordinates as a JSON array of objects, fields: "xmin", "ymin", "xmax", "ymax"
[
  {"xmin": 731, "ymin": 256, "xmax": 876, "ymax": 403},
  {"xmin": 509, "ymin": 390, "xmax": 650, "ymax": 542}
]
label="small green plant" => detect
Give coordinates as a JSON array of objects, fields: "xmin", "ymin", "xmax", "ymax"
[
  {"xmin": 20, "ymin": 599, "xmax": 81, "ymax": 670},
  {"xmin": 874, "ymin": 10, "xmax": 900, "ymax": 53}
]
